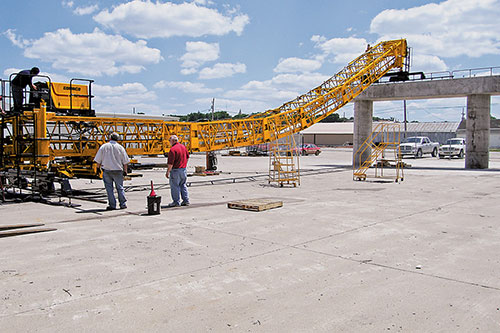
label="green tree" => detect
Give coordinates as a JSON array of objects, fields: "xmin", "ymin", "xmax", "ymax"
[{"xmin": 320, "ymin": 113, "xmax": 349, "ymax": 123}]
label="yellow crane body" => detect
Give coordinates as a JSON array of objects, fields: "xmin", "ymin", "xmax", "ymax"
[{"xmin": 0, "ymin": 39, "xmax": 407, "ymax": 180}]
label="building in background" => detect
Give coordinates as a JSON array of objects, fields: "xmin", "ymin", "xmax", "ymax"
[
  {"xmin": 456, "ymin": 119, "xmax": 500, "ymax": 148},
  {"xmin": 301, "ymin": 122, "xmax": 461, "ymax": 147},
  {"xmin": 96, "ymin": 113, "xmax": 179, "ymax": 121}
]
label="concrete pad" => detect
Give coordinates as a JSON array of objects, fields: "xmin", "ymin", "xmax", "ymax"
[{"xmin": 1, "ymin": 149, "xmax": 500, "ymax": 331}]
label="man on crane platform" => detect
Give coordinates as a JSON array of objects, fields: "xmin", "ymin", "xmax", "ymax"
[
  {"xmin": 10, "ymin": 67, "xmax": 39, "ymax": 114},
  {"xmin": 0, "ymin": 96, "xmax": 4, "ymax": 115}
]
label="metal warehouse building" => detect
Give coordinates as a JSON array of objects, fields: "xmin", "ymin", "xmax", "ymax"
[
  {"xmin": 301, "ymin": 122, "xmax": 461, "ymax": 146},
  {"xmin": 456, "ymin": 119, "xmax": 500, "ymax": 148}
]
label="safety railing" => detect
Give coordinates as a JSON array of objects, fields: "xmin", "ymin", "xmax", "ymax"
[{"xmin": 375, "ymin": 66, "xmax": 500, "ymax": 84}]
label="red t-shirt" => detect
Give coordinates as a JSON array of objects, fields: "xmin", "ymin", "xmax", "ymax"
[{"xmin": 168, "ymin": 143, "xmax": 189, "ymax": 169}]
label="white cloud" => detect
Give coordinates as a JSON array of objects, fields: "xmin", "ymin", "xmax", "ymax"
[
  {"xmin": 224, "ymin": 72, "xmax": 329, "ymax": 107},
  {"xmin": 93, "ymin": 82, "xmax": 160, "ymax": 114},
  {"xmin": 366, "ymin": 98, "xmax": 468, "ymax": 122},
  {"xmin": 371, "ymin": 0, "xmax": 500, "ymax": 58},
  {"xmin": 4, "ymin": 29, "xmax": 31, "ymax": 48},
  {"xmin": 62, "ymin": 0, "xmax": 74, "ymax": 8},
  {"xmin": 199, "ymin": 63, "xmax": 246, "ymax": 79},
  {"xmin": 180, "ymin": 41, "xmax": 219, "ymax": 72},
  {"xmin": 94, "ymin": 1, "xmax": 249, "ymax": 39},
  {"xmin": 309, "ymin": 0, "xmax": 499, "ymax": 74},
  {"xmin": 312, "ymin": 36, "xmax": 368, "ymax": 64},
  {"xmin": 192, "ymin": 0, "xmax": 214, "ymax": 5},
  {"xmin": 273, "ymin": 57, "xmax": 322, "ymax": 73},
  {"xmin": 193, "ymin": 97, "xmax": 269, "ymax": 115},
  {"xmin": 154, "ymin": 81, "xmax": 222, "ymax": 94},
  {"xmin": 95, "ymin": 82, "xmax": 151, "ymax": 97},
  {"xmin": 8, "ymin": 28, "xmax": 161, "ymax": 77},
  {"xmin": 208, "ymin": 70, "xmax": 336, "ymax": 116},
  {"xmin": 405, "ymin": 98, "xmax": 467, "ymax": 122},
  {"xmin": 180, "ymin": 68, "xmax": 199, "ymax": 76},
  {"xmin": 74, "ymin": 4, "xmax": 99, "ymax": 16},
  {"xmin": 410, "ymin": 54, "xmax": 448, "ymax": 72}
]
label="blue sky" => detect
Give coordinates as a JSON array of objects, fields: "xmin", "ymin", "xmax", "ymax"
[{"xmin": 1, "ymin": 0, "xmax": 499, "ymax": 122}]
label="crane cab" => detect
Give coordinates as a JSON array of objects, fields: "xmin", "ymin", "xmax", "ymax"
[{"xmin": 30, "ymin": 79, "xmax": 95, "ymax": 116}]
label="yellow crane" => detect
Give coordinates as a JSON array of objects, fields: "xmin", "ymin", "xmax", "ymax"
[{"xmin": 0, "ymin": 39, "xmax": 407, "ymax": 188}]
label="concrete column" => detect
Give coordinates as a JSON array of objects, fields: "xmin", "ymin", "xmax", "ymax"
[
  {"xmin": 353, "ymin": 100, "xmax": 373, "ymax": 167},
  {"xmin": 466, "ymin": 94, "xmax": 490, "ymax": 169}
]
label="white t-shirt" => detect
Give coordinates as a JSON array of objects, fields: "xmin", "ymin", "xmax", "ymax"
[{"xmin": 94, "ymin": 141, "xmax": 130, "ymax": 171}]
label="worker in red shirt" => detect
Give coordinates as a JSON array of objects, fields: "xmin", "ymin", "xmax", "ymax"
[{"xmin": 165, "ymin": 135, "xmax": 190, "ymax": 207}]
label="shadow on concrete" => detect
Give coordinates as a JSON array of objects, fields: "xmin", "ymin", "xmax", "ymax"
[{"xmin": 74, "ymin": 208, "xmax": 108, "ymax": 214}]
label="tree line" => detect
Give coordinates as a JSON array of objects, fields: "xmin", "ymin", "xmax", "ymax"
[{"xmin": 174, "ymin": 111, "xmax": 402, "ymax": 122}]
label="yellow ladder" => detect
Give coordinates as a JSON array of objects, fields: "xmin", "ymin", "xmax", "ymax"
[
  {"xmin": 268, "ymin": 135, "xmax": 300, "ymax": 187},
  {"xmin": 353, "ymin": 123, "xmax": 404, "ymax": 182}
]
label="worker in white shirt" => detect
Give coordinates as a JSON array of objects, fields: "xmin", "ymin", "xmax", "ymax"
[{"xmin": 94, "ymin": 132, "xmax": 130, "ymax": 210}]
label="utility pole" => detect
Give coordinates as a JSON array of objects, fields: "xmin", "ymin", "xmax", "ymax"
[
  {"xmin": 403, "ymin": 100, "xmax": 407, "ymax": 138},
  {"xmin": 211, "ymin": 98, "xmax": 215, "ymax": 121}
]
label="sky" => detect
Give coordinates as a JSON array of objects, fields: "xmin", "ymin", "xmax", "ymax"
[{"xmin": 1, "ymin": 0, "xmax": 500, "ymax": 122}]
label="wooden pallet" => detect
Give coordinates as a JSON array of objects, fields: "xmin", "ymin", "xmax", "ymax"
[{"xmin": 227, "ymin": 198, "xmax": 283, "ymax": 212}]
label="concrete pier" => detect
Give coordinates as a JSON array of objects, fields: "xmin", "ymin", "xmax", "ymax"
[
  {"xmin": 466, "ymin": 94, "xmax": 490, "ymax": 169},
  {"xmin": 353, "ymin": 100, "xmax": 373, "ymax": 167}
]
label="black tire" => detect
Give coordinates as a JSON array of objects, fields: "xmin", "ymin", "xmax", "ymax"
[
  {"xmin": 431, "ymin": 147, "xmax": 437, "ymax": 157},
  {"xmin": 415, "ymin": 149, "xmax": 422, "ymax": 158},
  {"xmin": 314, "ymin": 150, "xmax": 320, "ymax": 156},
  {"xmin": 458, "ymin": 150, "xmax": 464, "ymax": 159}
]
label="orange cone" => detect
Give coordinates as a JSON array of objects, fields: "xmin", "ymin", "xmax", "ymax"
[{"xmin": 149, "ymin": 180, "xmax": 157, "ymax": 197}]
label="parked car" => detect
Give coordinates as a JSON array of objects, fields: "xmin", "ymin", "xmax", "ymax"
[
  {"xmin": 399, "ymin": 136, "xmax": 439, "ymax": 158},
  {"xmin": 247, "ymin": 143, "xmax": 270, "ymax": 156},
  {"xmin": 295, "ymin": 143, "xmax": 321, "ymax": 156},
  {"xmin": 439, "ymin": 138, "xmax": 465, "ymax": 159}
]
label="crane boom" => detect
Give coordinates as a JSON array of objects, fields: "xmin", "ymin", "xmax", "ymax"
[{"xmin": 1, "ymin": 39, "xmax": 407, "ymax": 179}]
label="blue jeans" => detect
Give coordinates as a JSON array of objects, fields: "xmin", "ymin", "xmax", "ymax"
[
  {"xmin": 102, "ymin": 169, "xmax": 126, "ymax": 208},
  {"xmin": 169, "ymin": 168, "xmax": 189, "ymax": 205}
]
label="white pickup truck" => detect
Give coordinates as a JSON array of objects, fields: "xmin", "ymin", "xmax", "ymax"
[{"xmin": 399, "ymin": 136, "xmax": 439, "ymax": 158}]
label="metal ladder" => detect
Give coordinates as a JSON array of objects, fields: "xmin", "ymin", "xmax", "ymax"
[
  {"xmin": 268, "ymin": 135, "xmax": 300, "ymax": 187},
  {"xmin": 353, "ymin": 123, "xmax": 404, "ymax": 182}
]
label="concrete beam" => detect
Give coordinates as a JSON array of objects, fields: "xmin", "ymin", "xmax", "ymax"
[
  {"xmin": 356, "ymin": 75, "xmax": 500, "ymax": 101},
  {"xmin": 466, "ymin": 94, "xmax": 490, "ymax": 169},
  {"xmin": 353, "ymin": 100, "xmax": 373, "ymax": 167}
]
